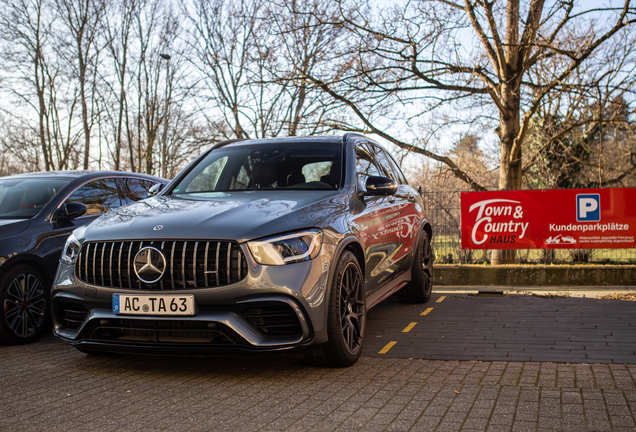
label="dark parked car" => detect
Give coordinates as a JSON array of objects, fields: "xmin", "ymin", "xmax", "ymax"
[
  {"xmin": 0, "ymin": 171, "xmax": 167, "ymax": 344},
  {"xmin": 52, "ymin": 135, "xmax": 433, "ymax": 366}
]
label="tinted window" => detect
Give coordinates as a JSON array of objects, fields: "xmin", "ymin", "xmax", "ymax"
[
  {"xmin": 171, "ymin": 143, "xmax": 342, "ymax": 196},
  {"xmin": 302, "ymin": 162, "xmax": 332, "ymax": 182},
  {"xmin": 65, "ymin": 178, "xmax": 121, "ymax": 215},
  {"xmin": 119, "ymin": 178, "xmax": 158, "ymax": 205},
  {"xmin": 0, "ymin": 178, "xmax": 70, "ymax": 219},
  {"xmin": 355, "ymin": 144, "xmax": 381, "ymax": 185},
  {"xmin": 372, "ymin": 145, "xmax": 407, "ymax": 184}
]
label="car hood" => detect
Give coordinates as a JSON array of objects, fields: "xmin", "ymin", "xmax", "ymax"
[
  {"xmin": 82, "ymin": 190, "xmax": 346, "ymax": 243},
  {"xmin": 0, "ymin": 219, "xmax": 31, "ymax": 238}
]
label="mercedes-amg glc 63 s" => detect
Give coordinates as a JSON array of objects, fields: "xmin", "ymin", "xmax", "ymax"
[{"xmin": 52, "ymin": 134, "xmax": 433, "ymax": 366}]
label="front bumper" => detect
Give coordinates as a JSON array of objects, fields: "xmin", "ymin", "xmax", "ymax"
[{"xmin": 51, "ymin": 243, "xmax": 334, "ymax": 354}]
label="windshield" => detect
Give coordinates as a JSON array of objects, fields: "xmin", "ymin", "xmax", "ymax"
[
  {"xmin": 170, "ymin": 143, "xmax": 342, "ymax": 197},
  {"xmin": 0, "ymin": 178, "xmax": 70, "ymax": 219}
]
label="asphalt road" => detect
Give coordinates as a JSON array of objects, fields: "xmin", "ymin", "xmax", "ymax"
[{"xmin": 363, "ymin": 292, "xmax": 636, "ymax": 364}]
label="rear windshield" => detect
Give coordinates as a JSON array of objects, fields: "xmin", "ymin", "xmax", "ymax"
[
  {"xmin": 170, "ymin": 143, "xmax": 343, "ymax": 197},
  {"xmin": 0, "ymin": 178, "xmax": 70, "ymax": 219}
]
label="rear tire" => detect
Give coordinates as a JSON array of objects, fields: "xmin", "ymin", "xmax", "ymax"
[
  {"xmin": 307, "ymin": 251, "xmax": 366, "ymax": 367},
  {"xmin": 398, "ymin": 231, "xmax": 433, "ymax": 304},
  {"xmin": 0, "ymin": 265, "xmax": 49, "ymax": 345}
]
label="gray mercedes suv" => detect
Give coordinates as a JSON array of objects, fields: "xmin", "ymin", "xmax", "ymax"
[{"xmin": 52, "ymin": 134, "xmax": 433, "ymax": 366}]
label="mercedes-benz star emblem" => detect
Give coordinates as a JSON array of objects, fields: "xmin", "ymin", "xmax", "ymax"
[
  {"xmin": 153, "ymin": 225, "xmax": 164, "ymax": 231},
  {"xmin": 133, "ymin": 246, "xmax": 166, "ymax": 284}
]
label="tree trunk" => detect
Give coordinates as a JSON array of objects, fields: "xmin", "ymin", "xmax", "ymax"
[
  {"xmin": 115, "ymin": 60, "xmax": 126, "ymax": 171},
  {"xmin": 493, "ymin": 82, "xmax": 522, "ymax": 264},
  {"xmin": 35, "ymin": 48, "xmax": 51, "ymax": 171}
]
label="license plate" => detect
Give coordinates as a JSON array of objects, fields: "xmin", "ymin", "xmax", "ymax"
[{"xmin": 113, "ymin": 294, "xmax": 195, "ymax": 316}]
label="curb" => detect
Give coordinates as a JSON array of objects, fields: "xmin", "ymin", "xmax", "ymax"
[{"xmin": 434, "ymin": 285, "xmax": 636, "ymax": 298}]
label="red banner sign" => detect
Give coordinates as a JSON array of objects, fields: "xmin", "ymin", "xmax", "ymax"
[{"xmin": 461, "ymin": 188, "xmax": 636, "ymax": 249}]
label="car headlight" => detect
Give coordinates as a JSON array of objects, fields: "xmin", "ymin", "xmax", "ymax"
[
  {"xmin": 61, "ymin": 232, "xmax": 82, "ymax": 264},
  {"xmin": 248, "ymin": 229, "xmax": 323, "ymax": 265}
]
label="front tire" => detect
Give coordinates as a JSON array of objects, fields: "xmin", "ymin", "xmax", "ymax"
[
  {"xmin": 398, "ymin": 231, "xmax": 433, "ymax": 304},
  {"xmin": 0, "ymin": 265, "xmax": 49, "ymax": 345},
  {"xmin": 308, "ymin": 251, "xmax": 366, "ymax": 367}
]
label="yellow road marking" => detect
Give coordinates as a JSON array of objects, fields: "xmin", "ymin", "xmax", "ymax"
[
  {"xmin": 421, "ymin": 308, "xmax": 433, "ymax": 316},
  {"xmin": 436, "ymin": 296, "xmax": 446, "ymax": 303},
  {"xmin": 378, "ymin": 341, "xmax": 397, "ymax": 354},
  {"xmin": 402, "ymin": 322, "xmax": 417, "ymax": 332}
]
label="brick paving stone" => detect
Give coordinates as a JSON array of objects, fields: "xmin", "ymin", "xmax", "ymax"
[
  {"xmin": 4, "ymin": 292, "xmax": 636, "ymax": 431},
  {"xmin": 586, "ymin": 419, "xmax": 613, "ymax": 431},
  {"xmin": 511, "ymin": 420, "xmax": 538, "ymax": 432},
  {"xmin": 610, "ymin": 415, "xmax": 636, "ymax": 427},
  {"xmin": 435, "ymin": 420, "xmax": 463, "ymax": 432},
  {"xmin": 486, "ymin": 425, "xmax": 512, "ymax": 432},
  {"xmin": 537, "ymin": 416, "xmax": 561, "ymax": 429},
  {"xmin": 463, "ymin": 417, "xmax": 489, "ymax": 429}
]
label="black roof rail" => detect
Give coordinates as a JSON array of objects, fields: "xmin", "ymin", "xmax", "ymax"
[
  {"xmin": 342, "ymin": 133, "xmax": 366, "ymax": 143},
  {"xmin": 211, "ymin": 138, "xmax": 248, "ymax": 150}
]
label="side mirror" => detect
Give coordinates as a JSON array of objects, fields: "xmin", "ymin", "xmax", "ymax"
[
  {"xmin": 148, "ymin": 183, "xmax": 165, "ymax": 197},
  {"xmin": 360, "ymin": 176, "xmax": 398, "ymax": 196},
  {"xmin": 55, "ymin": 202, "xmax": 88, "ymax": 221},
  {"xmin": 418, "ymin": 185, "xmax": 422, "ymax": 195}
]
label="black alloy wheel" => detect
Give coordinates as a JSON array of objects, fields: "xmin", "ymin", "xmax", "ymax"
[
  {"xmin": 398, "ymin": 231, "xmax": 433, "ymax": 303},
  {"xmin": 339, "ymin": 260, "xmax": 366, "ymax": 355},
  {"xmin": 308, "ymin": 251, "xmax": 366, "ymax": 367},
  {"xmin": 0, "ymin": 265, "xmax": 48, "ymax": 345}
]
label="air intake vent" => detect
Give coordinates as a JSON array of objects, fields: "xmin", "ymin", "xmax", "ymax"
[
  {"xmin": 76, "ymin": 241, "xmax": 247, "ymax": 290},
  {"xmin": 241, "ymin": 303, "xmax": 303, "ymax": 337},
  {"xmin": 86, "ymin": 319, "xmax": 236, "ymax": 344},
  {"xmin": 60, "ymin": 302, "xmax": 88, "ymax": 329}
]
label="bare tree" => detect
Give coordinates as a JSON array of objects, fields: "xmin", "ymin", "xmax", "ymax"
[
  {"xmin": 291, "ymin": 0, "xmax": 635, "ymax": 193},
  {"xmin": 184, "ymin": 0, "xmax": 337, "ymax": 140},
  {"xmin": 266, "ymin": 0, "xmax": 342, "ymax": 136},
  {"xmin": 184, "ymin": 0, "xmax": 260, "ymax": 139},
  {"xmin": 57, "ymin": 0, "xmax": 108, "ymax": 169},
  {"xmin": 523, "ymin": 30, "xmax": 636, "ymax": 189},
  {"xmin": 0, "ymin": 0, "xmax": 86, "ymax": 171},
  {"xmin": 102, "ymin": 0, "xmax": 140, "ymax": 170},
  {"xmin": 0, "ymin": 0, "xmax": 54, "ymax": 169}
]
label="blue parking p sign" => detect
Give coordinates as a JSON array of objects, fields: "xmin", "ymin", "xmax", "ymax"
[{"xmin": 576, "ymin": 194, "xmax": 600, "ymax": 222}]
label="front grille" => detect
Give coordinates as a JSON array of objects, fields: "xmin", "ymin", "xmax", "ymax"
[
  {"xmin": 86, "ymin": 319, "xmax": 235, "ymax": 344},
  {"xmin": 60, "ymin": 302, "xmax": 89, "ymax": 329},
  {"xmin": 76, "ymin": 240, "xmax": 247, "ymax": 290},
  {"xmin": 241, "ymin": 303, "xmax": 303, "ymax": 337}
]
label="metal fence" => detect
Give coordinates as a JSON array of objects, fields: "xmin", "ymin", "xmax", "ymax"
[{"xmin": 423, "ymin": 191, "xmax": 636, "ymax": 265}]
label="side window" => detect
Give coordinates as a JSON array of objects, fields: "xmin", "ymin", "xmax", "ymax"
[
  {"xmin": 356, "ymin": 143, "xmax": 381, "ymax": 186},
  {"xmin": 119, "ymin": 178, "xmax": 157, "ymax": 205},
  {"xmin": 373, "ymin": 146, "xmax": 407, "ymax": 184},
  {"xmin": 370, "ymin": 146, "xmax": 395, "ymax": 181},
  {"xmin": 65, "ymin": 178, "xmax": 121, "ymax": 215}
]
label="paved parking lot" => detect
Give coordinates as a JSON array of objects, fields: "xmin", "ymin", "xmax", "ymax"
[
  {"xmin": 1, "ymin": 291, "xmax": 636, "ymax": 431},
  {"xmin": 363, "ymin": 292, "xmax": 636, "ymax": 363}
]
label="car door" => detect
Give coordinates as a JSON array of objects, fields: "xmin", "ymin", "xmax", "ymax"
[
  {"xmin": 370, "ymin": 144, "xmax": 422, "ymax": 274},
  {"xmin": 51, "ymin": 177, "xmax": 124, "ymax": 250},
  {"xmin": 351, "ymin": 142, "xmax": 406, "ymax": 297}
]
